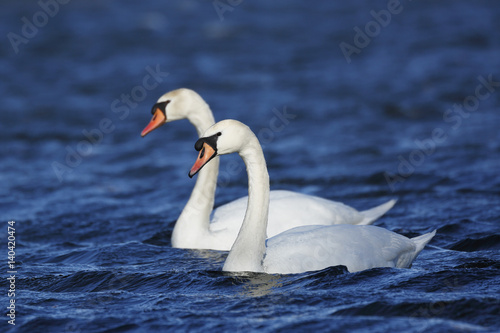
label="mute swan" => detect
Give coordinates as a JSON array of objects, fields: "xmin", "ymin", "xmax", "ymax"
[
  {"xmin": 142, "ymin": 88, "xmax": 396, "ymax": 251},
  {"xmin": 189, "ymin": 119, "xmax": 436, "ymax": 274}
]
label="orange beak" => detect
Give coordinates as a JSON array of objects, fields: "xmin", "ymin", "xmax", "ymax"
[
  {"xmin": 189, "ymin": 143, "xmax": 217, "ymax": 178},
  {"xmin": 141, "ymin": 108, "xmax": 166, "ymax": 137}
]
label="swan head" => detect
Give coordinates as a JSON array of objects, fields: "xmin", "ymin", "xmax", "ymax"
[
  {"xmin": 188, "ymin": 120, "xmax": 251, "ymax": 178},
  {"xmin": 141, "ymin": 88, "xmax": 206, "ymax": 137}
]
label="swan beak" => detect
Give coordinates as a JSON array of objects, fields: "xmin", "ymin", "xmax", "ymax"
[
  {"xmin": 141, "ymin": 108, "xmax": 166, "ymax": 137},
  {"xmin": 189, "ymin": 143, "xmax": 217, "ymax": 178}
]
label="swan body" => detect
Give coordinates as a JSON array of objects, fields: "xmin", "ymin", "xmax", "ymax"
[
  {"xmin": 189, "ymin": 119, "xmax": 436, "ymax": 274},
  {"xmin": 264, "ymin": 225, "xmax": 436, "ymax": 274},
  {"xmin": 142, "ymin": 88, "xmax": 396, "ymax": 251}
]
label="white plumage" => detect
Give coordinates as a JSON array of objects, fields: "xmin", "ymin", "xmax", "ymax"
[
  {"xmin": 143, "ymin": 89, "xmax": 396, "ymax": 251},
  {"xmin": 189, "ymin": 119, "xmax": 435, "ymax": 274}
]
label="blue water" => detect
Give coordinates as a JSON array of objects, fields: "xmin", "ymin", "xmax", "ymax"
[{"xmin": 1, "ymin": 0, "xmax": 500, "ymax": 332}]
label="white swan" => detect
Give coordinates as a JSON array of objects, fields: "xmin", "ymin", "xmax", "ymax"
[
  {"xmin": 189, "ymin": 119, "xmax": 436, "ymax": 274},
  {"xmin": 142, "ymin": 88, "xmax": 396, "ymax": 251}
]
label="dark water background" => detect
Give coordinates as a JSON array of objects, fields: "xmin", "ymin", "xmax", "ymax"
[{"xmin": 1, "ymin": 0, "xmax": 499, "ymax": 332}]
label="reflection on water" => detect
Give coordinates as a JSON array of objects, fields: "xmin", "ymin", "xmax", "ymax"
[{"xmin": 236, "ymin": 272, "xmax": 285, "ymax": 298}]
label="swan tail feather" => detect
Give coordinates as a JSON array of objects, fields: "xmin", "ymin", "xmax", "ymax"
[
  {"xmin": 359, "ymin": 199, "xmax": 397, "ymax": 225},
  {"xmin": 411, "ymin": 229, "xmax": 437, "ymax": 254}
]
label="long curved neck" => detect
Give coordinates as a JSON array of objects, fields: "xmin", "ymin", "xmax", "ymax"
[
  {"xmin": 223, "ymin": 135, "xmax": 269, "ymax": 272},
  {"xmin": 171, "ymin": 99, "xmax": 218, "ymax": 248},
  {"xmin": 186, "ymin": 98, "xmax": 216, "ymax": 137}
]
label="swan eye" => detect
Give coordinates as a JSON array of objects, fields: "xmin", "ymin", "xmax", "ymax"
[
  {"xmin": 200, "ymin": 147, "xmax": 205, "ymax": 158},
  {"xmin": 217, "ymin": 132, "xmax": 221, "ymax": 136}
]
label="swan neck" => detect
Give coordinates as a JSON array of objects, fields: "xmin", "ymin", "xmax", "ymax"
[
  {"xmin": 223, "ymin": 136, "xmax": 269, "ymax": 272},
  {"xmin": 171, "ymin": 99, "xmax": 218, "ymax": 248},
  {"xmin": 172, "ymin": 156, "xmax": 219, "ymax": 249},
  {"xmin": 186, "ymin": 100, "xmax": 216, "ymax": 137}
]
